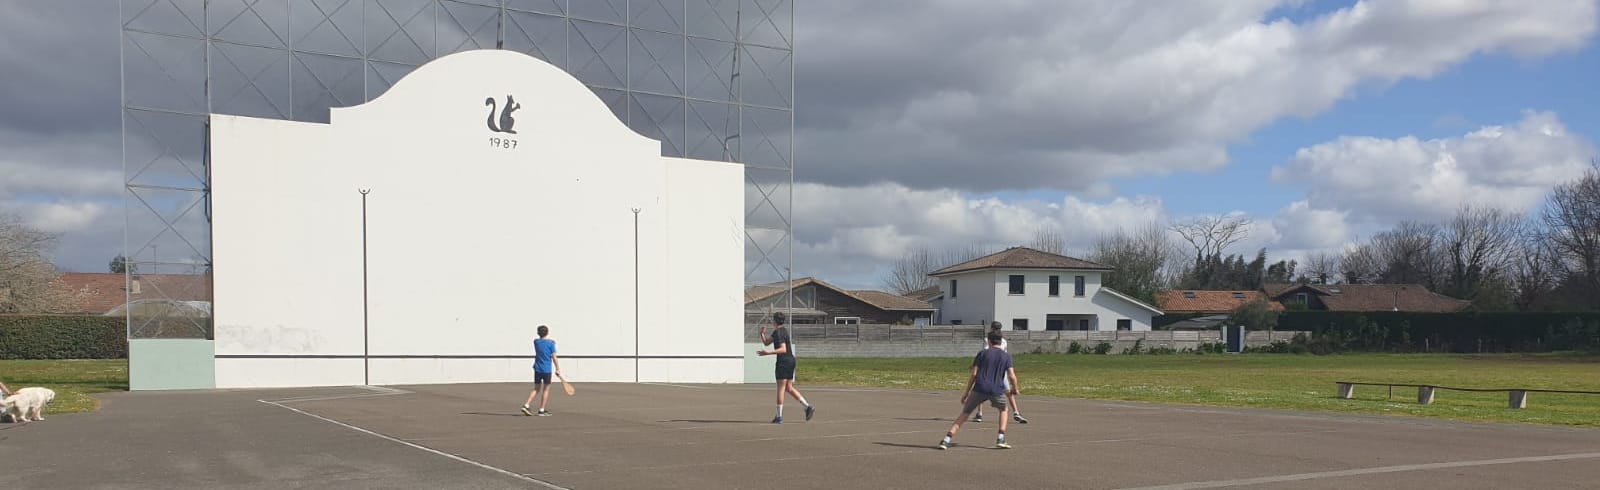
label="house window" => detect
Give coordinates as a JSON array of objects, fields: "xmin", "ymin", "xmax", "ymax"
[
  {"xmin": 1295, "ymin": 293, "xmax": 1308, "ymax": 306},
  {"xmin": 1049, "ymin": 276, "xmax": 1060, "ymax": 296},
  {"xmin": 1074, "ymin": 276, "xmax": 1086, "ymax": 297},
  {"xmin": 1182, "ymin": 291, "xmax": 1196, "ymax": 299},
  {"xmin": 1012, "ymin": 318, "xmax": 1028, "ymax": 331},
  {"xmin": 1046, "ymin": 319, "xmax": 1065, "ymax": 331},
  {"xmin": 950, "ymin": 279, "xmax": 958, "ymax": 298},
  {"xmin": 951, "ymin": 320, "xmax": 962, "ymax": 325},
  {"xmin": 794, "ymin": 318, "xmax": 818, "ymax": 324},
  {"xmin": 1231, "ymin": 292, "xmax": 1245, "ymax": 299},
  {"xmin": 835, "ymin": 317, "xmax": 860, "ymax": 325},
  {"xmin": 1078, "ymin": 319, "xmax": 1090, "ymax": 330},
  {"xmin": 1008, "ymin": 275, "xmax": 1025, "ymax": 295},
  {"xmin": 1117, "ymin": 319, "xmax": 1132, "ymax": 331}
]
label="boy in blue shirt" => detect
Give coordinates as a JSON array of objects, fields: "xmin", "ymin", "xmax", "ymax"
[{"xmin": 521, "ymin": 325, "xmax": 561, "ymax": 416}]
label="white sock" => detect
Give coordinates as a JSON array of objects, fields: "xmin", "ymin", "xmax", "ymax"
[
  {"xmin": 799, "ymin": 397, "xmax": 810, "ymax": 408},
  {"xmin": 777, "ymin": 405, "xmax": 784, "ymax": 417}
]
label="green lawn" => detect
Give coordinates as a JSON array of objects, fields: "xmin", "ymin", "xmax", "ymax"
[
  {"xmin": 806, "ymin": 353, "xmax": 1600, "ymax": 427},
  {"xmin": 0, "ymin": 360, "xmax": 127, "ymax": 415}
]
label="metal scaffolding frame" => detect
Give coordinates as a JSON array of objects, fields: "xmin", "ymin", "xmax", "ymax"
[{"xmin": 119, "ymin": 0, "xmax": 793, "ymax": 339}]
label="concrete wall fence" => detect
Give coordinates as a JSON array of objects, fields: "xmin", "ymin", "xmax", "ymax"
[{"xmin": 747, "ymin": 324, "xmax": 1307, "ymax": 358}]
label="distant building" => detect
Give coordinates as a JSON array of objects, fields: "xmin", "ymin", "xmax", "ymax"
[
  {"xmin": 53, "ymin": 272, "xmax": 212, "ymax": 315},
  {"xmin": 745, "ymin": 277, "xmax": 935, "ymax": 325},
  {"xmin": 927, "ymin": 247, "xmax": 1163, "ymax": 331},
  {"xmin": 1263, "ymin": 283, "xmax": 1469, "ymax": 312},
  {"xmin": 1156, "ymin": 290, "xmax": 1283, "ymax": 314}
]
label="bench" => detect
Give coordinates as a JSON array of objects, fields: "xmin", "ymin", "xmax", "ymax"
[{"xmin": 1336, "ymin": 381, "xmax": 1600, "ymax": 409}]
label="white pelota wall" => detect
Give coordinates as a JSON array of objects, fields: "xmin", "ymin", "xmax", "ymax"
[{"xmin": 210, "ymin": 50, "xmax": 743, "ymax": 388}]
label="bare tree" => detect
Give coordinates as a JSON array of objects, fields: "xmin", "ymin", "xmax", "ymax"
[
  {"xmin": 1510, "ymin": 231, "xmax": 1559, "ymax": 311},
  {"xmin": 882, "ymin": 246, "xmax": 939, "ymax": 295},
  {"xmin": 1340, "ymin": 244, "xmax": 1380, "ymax": 285},
  {"xmin": 1090, "ymin": 224, "xmax": 1177, "ymax": 304},
  {"xmin": 1371, "ymin": 221, "xmax": 1443, "ymax": 287},
  {"xmin": 1028, "ymin": 226, "xmax": 1067, "ymax": 255},
  {"xmin": 1542, "ymin": 164, "xmax": 1600, "ymax": 309},
  {"xmin": 1442, "ymin": 205, "xmax": 1523, "ymax": 300},
  {"xmin": 1171, "ymin": 215, "xmax": 1252, "ymax": 262},
  {"xmin": 881, "ymin": 244, "xmax": 995, "ymax": 295},
  {"xmin": 1301, "ymin": 251, "xmax": 1340, "ymax": 284},
  {"xmin": 0, "ymin": 212, "xmax": 75, "ymax": 313}
]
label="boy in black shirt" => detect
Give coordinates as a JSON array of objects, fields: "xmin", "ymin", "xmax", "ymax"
[{"xmin": 757, "ymin": 312, "xmax": 814, "ymax": 424}]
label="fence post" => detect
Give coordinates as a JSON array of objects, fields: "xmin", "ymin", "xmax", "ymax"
[
  {"xmin": 1337, "ymin": 382, "xmax": 1354, "ymax": 399},
  {"xmin": 1418, "ymin": 386, "xmax": 1435, "ymax": 405},
  {"xmin": 1509, "ymin": 390, "xmax": 1528, "ymax": 409}
]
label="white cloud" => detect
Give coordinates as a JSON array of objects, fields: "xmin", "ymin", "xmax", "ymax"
[
  {"xmin": 9, "ymin": 200, "xmax": 109, "ymax": 234},
  {"xmin": 798, "ymin": 0, "xmax": 1599, "ymax": 191},
  {"xmin": 785, "ymin": 183, "xmax": 1169, "ymax": 288},
  {"xmin": 1272, "ymin": 110, "xmax": 1596, "ymax": 223}
]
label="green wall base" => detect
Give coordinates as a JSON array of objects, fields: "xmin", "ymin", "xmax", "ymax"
[{"xmin": 129, "ymin": 339, "xmax": 216, "ymax": 390}]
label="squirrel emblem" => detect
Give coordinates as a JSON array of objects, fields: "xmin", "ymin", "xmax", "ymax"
[{"xmin": 485, "ymin": 95, "xmax": 521, "ymax": 134}]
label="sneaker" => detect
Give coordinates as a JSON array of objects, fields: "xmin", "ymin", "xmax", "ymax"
[
  {"xmin": 995, "ymin": 441, "xmax": 1011, "ymax": 449},
  {"xmin": 973, "ymin": 414, "xmax": 984, "ymax": 423},
  {"xmin": 804, "ymin": 405, "xmax": 815, "ymax": 421},
  {"xmin": 537, "ymin": 409, "xmax": 551, "ymax": 417},
  {"xmin": 520, "ymin": 406, "xmax": 533, "ymax": 416},
  {"xmin": 771, "ymin": 416, "xmax": 784, "ymax": 424},
  {"xmin": 937, "ymin": 441, "xmax": 950, "ymax": 450},
  {"xmin": 1013, "ymin": 413, "xmax": 1029, "ymax": 424}
]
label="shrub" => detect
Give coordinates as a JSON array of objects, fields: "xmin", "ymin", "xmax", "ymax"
[
  {"xmin": 0, "ymin": 315, "xmax": 127, "ymax": 359},
  {"xmin": 1278, "ymin": 311, "xmax": 1600, "ymax": 353},
  {"xmin": 1146, "ymin": 345, "xmax": 1178, "ymax": 355},
  {"xmin": 1123, "ymin": 338, "xmax": 1146, "ymax": 355},
  {"xmin": 1067, "ymin": 341, "xmax": 1083, "ymax": 354},
  {"xmin": 1093, "ymin": 341, "xmax": 1114, "ymax": 355}
]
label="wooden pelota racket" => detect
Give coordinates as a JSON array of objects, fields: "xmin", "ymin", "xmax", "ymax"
[{"xmin": 557, "ymin": 374, "xmax": 575, "ymax": 395}]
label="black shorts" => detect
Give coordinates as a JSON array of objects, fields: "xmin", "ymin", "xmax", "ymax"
[
  {"xmin": 534, "ymin": 372, "xmax": 552, "ymax": 385},
  {"xmin": 774, "ymin": 359, "xmax": 796, "ymax": 380}
]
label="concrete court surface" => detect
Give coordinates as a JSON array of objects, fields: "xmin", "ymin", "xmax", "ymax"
[{"xmin": 3, "ymin": 383, "xmax": 1600, "ymax": 489}]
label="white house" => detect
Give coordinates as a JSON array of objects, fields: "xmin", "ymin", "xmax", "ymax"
[{"xmin": 928, "ymin": 247, "xmax": 1163, "ymax": 331}]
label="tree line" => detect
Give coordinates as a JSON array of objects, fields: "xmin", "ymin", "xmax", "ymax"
[{"xmin": 881, "ymin": 164, "xmax": 1600, "ymax": 312}]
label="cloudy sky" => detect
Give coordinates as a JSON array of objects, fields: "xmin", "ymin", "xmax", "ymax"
[{"xmin": 3, "ymin": 1, "xmax": 1599, "ymax": 290}]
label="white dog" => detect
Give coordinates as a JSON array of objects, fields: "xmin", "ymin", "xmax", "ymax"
[{"xmin": 2, "ymin": 387, "xmax": 55, "ymax": 423}]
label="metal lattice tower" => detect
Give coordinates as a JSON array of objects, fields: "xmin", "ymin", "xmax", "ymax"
[{"xmin": 119, "ymin": 0, "xmax": 793, "ymax": 339}]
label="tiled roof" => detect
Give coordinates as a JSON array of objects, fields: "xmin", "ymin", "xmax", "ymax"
[
  {"xmin": 1157, "ymin": 290, "xmax": 1283, "ymax": 313},
  {"xmin": 53, "ymin": 273, "xmax": 212, "ymax": 314},
  {"xmin": 744, "ymin": 277, "xmax": 934, "ymax": 311},
  {"xmin": 929, "ymin": 247, "xmax": 1111, "ymax": 276},
  {"xmin": 1311, "ymin": 284, "xmax": 1470, "ymax": 313},
  {"xmin": 905, "ymin": 285, "xmax": 943, "ymax": 302},
  {"xmin": 849, "ymin": 290, "xmax": 936, "ymax": 311}
]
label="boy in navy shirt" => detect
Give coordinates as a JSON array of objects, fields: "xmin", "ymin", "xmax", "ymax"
[
  {"xmin": 521, "ymin": 325, "xmax": 561, "ymax": 416},
  {"xmin": 939, "ymin": 331, "xmax": 1018, "ymax": 449}
]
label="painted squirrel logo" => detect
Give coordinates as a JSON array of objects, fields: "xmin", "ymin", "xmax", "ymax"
[{"xmin": 485, "ymin": 95, "xmax": 521, "ymax": 134}]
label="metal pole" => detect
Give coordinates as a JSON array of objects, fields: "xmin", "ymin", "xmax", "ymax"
[
  {"xmin": 360, "ymin": 189, "xmax": 371, "ymax": 385},
  {"xmin": 633, "ymin": 207, "xmax": 641, "ymax": 383}
]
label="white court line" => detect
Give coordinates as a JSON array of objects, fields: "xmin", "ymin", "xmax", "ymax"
[
  {"xmin": 265, "ymin": 386, "xmax": 412, "ymax": 404},
  {"xmin": 1117, "ymin": 452, "xmax": 1600, "ymax": 490},
  {"xmin": 258, "ymin": 388, "xmax": 569, "ymax": 490},
  {"xmin": 532, "ymin": 427, "xmax": 1346, "ymax": 477}
]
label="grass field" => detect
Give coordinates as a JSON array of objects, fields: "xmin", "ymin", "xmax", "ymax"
[
  {"xmin": 0, "ymin": 360, "xmax": 127, "ymax": 415},
  {"xmin": 806, "ymin": 353, "xmax": 1600, "ymax": 427}
]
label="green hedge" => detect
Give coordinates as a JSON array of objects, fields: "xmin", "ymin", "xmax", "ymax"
[
  {"xmin": 1278, "ymin": 311, "xmax": 1600, "ymax": 353},
  {"xmin": 0, "ymin": 315, "xmax": 128, "ymax": 359}
]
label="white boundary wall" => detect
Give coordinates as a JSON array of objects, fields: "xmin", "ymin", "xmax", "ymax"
[{"xmin": 210, "ymin": 50, "xmax": 744, "ymax": 388}]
